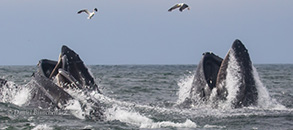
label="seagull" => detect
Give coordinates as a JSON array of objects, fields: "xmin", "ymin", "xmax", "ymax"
[
  {"xmin": 77, "ymin": 8, "xmax": 98, "ymax": 19},
  {"xmin": 168, "ymin": 3, "xmax": 190, "ymax": 12}
]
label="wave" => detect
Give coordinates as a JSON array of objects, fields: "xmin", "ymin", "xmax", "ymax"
[{"xmin": 105, "ymin": 105, "xmax": 197, "ymax": 128}]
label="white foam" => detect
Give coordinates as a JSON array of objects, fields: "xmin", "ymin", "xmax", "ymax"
[
  {"xmin": 97, "ymin": 91, "xmax": 199, "ymax": 127},
  {"xmin": 0, "ymin": 126, "xmax": 9, "ymax": 130},
  {"xmin": 143, "ymin": 119, "xmax": 196, "ymax": 129},
  {"xmin": 204, "ymin": 124, "xmax": 226, "ymax": 129},
  {"xmin": 105, "ymin": 105, "xmax": 197, "ymax": 128},
  {"xmin": 32, "ymin": 124, "xmax": 53, "ymax": 130},
  {"xmin": 83, "ymin": 125, "xmax": 93, "ymax": 129}
]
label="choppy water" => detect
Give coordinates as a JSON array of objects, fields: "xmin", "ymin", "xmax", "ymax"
[{"xmin": 0, "ymin": 65, "xmax": 292, "ymax": 129}]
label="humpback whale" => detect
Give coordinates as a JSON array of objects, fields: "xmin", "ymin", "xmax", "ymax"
[
  {"xmin": 0, "ymin": 45, "xmax": 103, "ymax": 120},
  {"xmin": 30, "ymin": 45, "xmax": 103, "ymax": 120},
  {"xmin": 185, "ymin": 39, "xmax": 258, "ymax": 108}
]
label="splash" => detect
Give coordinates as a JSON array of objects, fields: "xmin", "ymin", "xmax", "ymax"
[
  {"xmin": 176, "ymin": 73, "xmax": 194, "ymax": 104},
  {"xmin": 64, "ymin": 99, "xmax": 86, "ymax": 120},
  {"xmin": 218, "ymin": 50, "xmax": 241, "ymax": 109},
  {"xmin": 253, "ymin": 66, "xmax": 286, "ymax": 109},
  {"xmin": 63, "ymin": 88, "xmax": 104, "ymax": 120},
  {"xmin": 0, "ymin": 81, "xmax": 32, "ymax": 106},
  {"xmin": 92, "ymin": 89, "xmax": 198, "ymax": 128}
]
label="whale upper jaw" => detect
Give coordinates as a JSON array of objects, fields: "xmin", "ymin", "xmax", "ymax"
[
  {"xmin": 49, "ymin": 46, "xmax": 100, "ymax": 92},
  {"xmin": 189, "ymin": 39, "xmax": 258, "ymax": 108}
]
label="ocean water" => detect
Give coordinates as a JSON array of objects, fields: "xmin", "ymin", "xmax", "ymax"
[{"xmin": 0, "ymin": 65, "xmax": 292, "ymax": 129}]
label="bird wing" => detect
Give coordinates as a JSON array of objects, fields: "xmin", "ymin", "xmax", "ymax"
[
  {"xmin": 168, "ymin": 4, "xmax": 180, "ymax": 12},
  {"xmin": 77, "ymin": 9, "xmax": 90, "ymax": 15},
  {"xmin": 179, "ymin": 4, "xmax": 189, "ymax": 12}
]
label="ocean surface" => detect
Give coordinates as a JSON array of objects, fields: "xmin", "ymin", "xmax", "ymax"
[{"xmin": 0, "ymin": 65, "xmax": 292, "ymax": 130}]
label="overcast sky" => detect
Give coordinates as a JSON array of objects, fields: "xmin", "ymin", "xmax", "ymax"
[{"xmin": 0, "ymin": 0, "xmax": 292, "ymax": 65}]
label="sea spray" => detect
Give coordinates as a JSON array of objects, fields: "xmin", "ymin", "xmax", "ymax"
[
  {"xmin": 64, "ymin": 88, "xmax": 104, "ymax": 120},
  {"xmin": 0, "ymin": 81, "xmax": 32, "ymax": 106},
  {"xmin": 11, "ymin": 86, "xmax": 31, "ymax": 106},
  {"xmin": 176, "ymin": 73, "xmax": 194, "ymax": 104},
  {"xmin": 252, "ymin": 66, "xmax": 286, "ymax": 109},
  {"xmin": 64, "ymin": 99, "xmax": 85, "ymax": 120}
]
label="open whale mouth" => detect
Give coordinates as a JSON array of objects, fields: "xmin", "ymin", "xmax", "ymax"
[
  {"xmin": 202, "ymin": 52, "xmax": 223, "ymax": 89},
  {"xmin": 37, "ymin": 45, "xmax": 100, "ymax": 92}
]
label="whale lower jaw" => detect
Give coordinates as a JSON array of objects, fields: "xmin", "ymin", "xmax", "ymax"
[
  {"xmin": 188, "ymin": 39, "xmax": 259, "ymax": 108},
  {"xmin": 216, "ymin": 40, "xmax": 258, "ymax": 107}
]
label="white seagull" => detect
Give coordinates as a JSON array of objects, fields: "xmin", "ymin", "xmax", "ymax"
[
  {"xmin": 168, "ymin": 3, "xmax": 190, "ymax": 12},
  {"xmin": 77, "ymin": 8, "xmax": 98, "ymax": 19}
]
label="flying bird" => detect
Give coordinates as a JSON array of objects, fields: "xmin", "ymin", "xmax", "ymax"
[
  {"xmin": 77, "ymin": 8, "xmax": 98, "ymax": 19},
  {"xmin": 168, "ymin": 3, "xmax": 190, "ymax": 12}
]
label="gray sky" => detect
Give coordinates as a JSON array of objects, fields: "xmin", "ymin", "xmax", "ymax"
[{"xmin": 0, "ymin": 0, "xmax": 292, "ymax": 65}]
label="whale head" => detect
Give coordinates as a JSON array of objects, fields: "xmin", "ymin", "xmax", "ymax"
[{"xmin": 37, "ymin": 45, "xmax": 100, "ymax": 92}]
